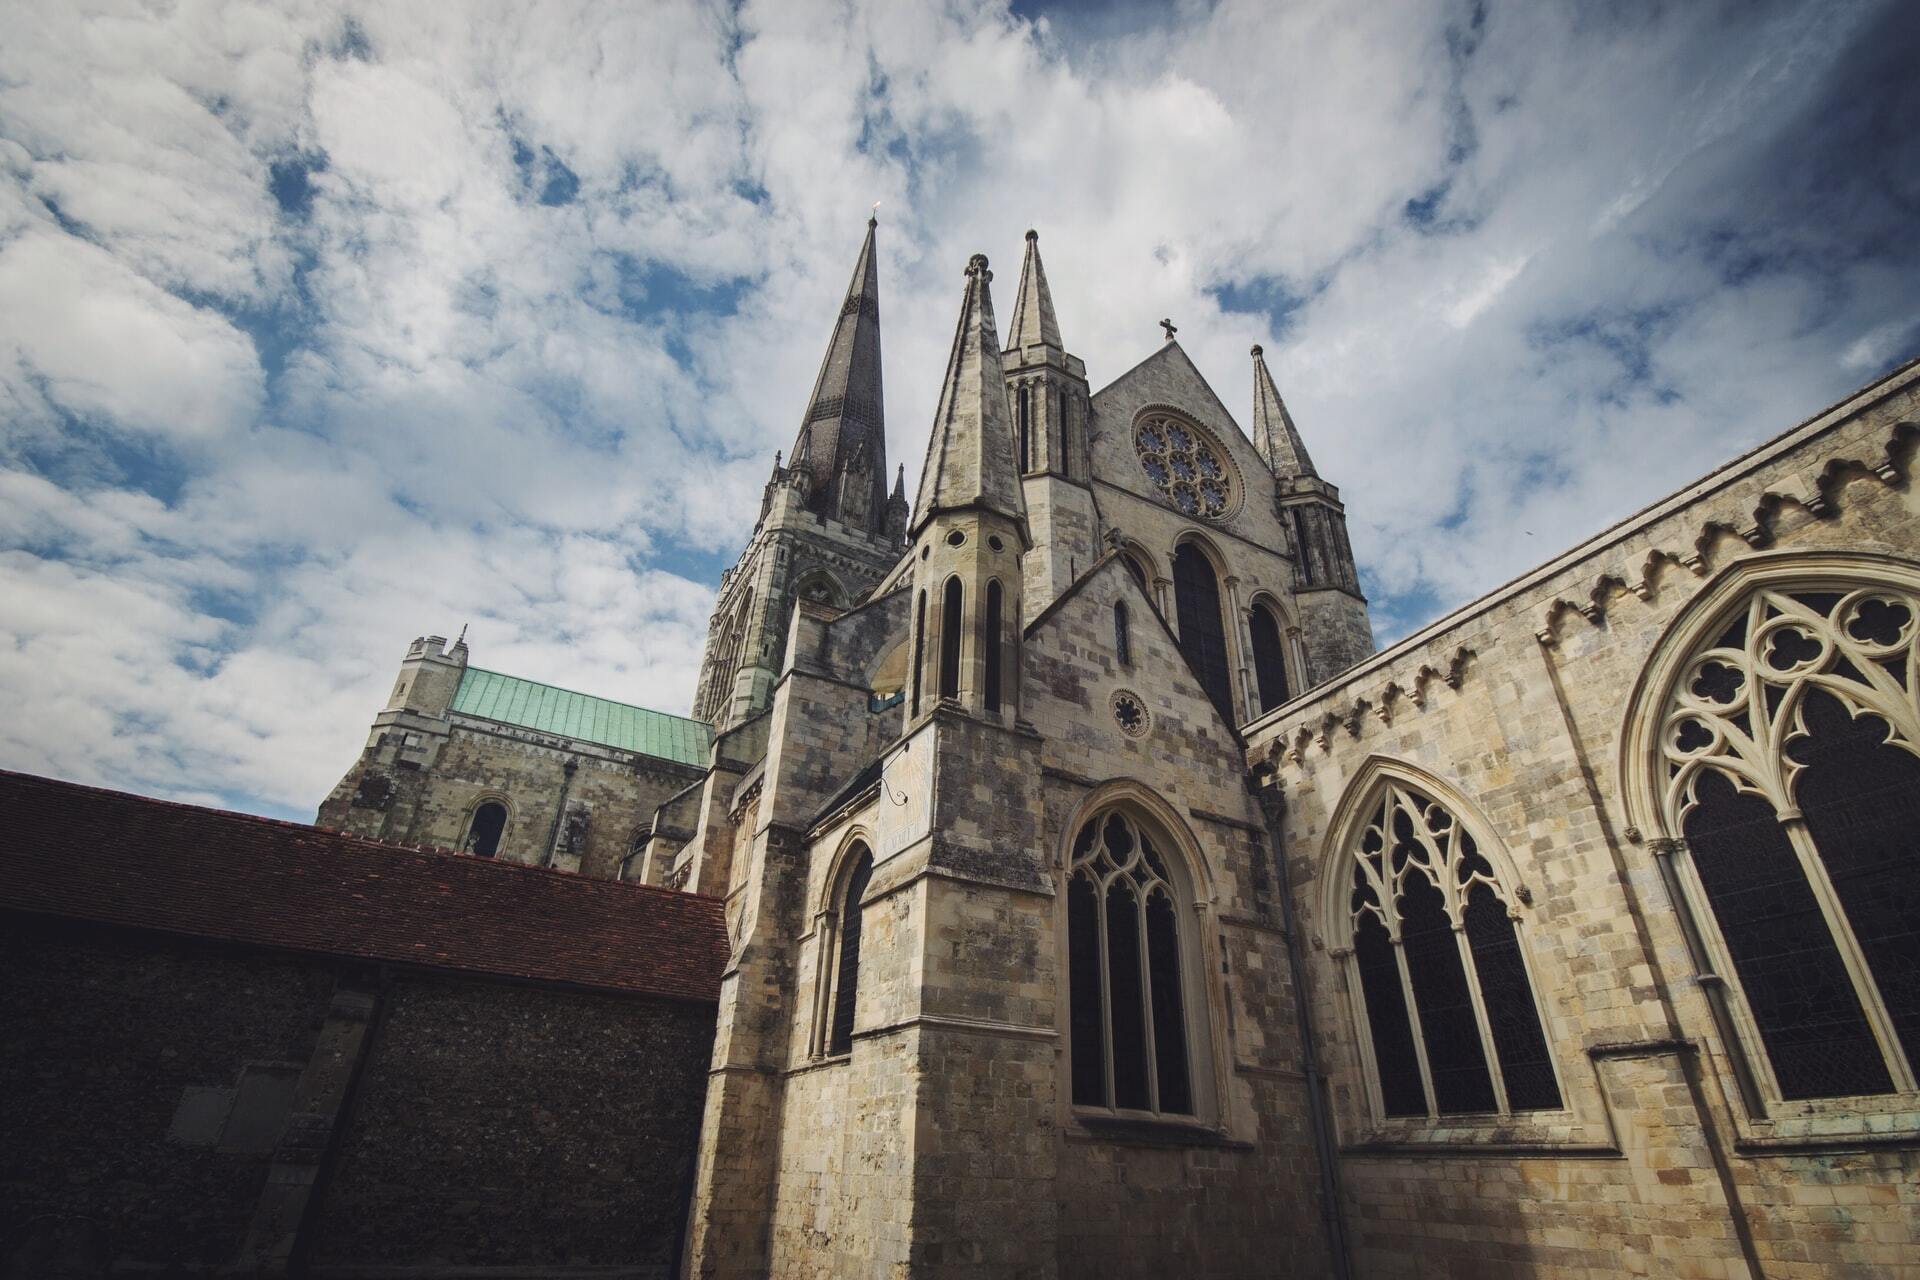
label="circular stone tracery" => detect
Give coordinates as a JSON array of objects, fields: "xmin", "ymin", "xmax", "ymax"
[{"xmin": 1133, "ymin": 412, "xmax": 1235, "ymax": 519}]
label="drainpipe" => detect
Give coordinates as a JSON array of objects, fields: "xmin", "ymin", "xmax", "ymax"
[
  {"xmin": 1250, "ymin": 772, "xmax": 1352, "ymax": 1280},
  {"xmin": 543, "ymin": 758, "xmax": 578, "ymax": 868}
]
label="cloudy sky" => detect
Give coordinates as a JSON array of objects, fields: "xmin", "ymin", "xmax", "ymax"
[{"xmin": 3, "ymin": 0, "xmax": 1917, "ymax": 820}]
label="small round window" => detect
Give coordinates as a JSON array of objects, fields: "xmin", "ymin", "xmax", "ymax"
[{"xmin": 1134, "ymin": 413, "xmax": 1234, "ymax": 520}]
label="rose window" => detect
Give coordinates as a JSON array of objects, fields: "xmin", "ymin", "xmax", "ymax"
[{"xmin": 1134, "ymin": 413, "xmax": 1232, "ymax": 519}]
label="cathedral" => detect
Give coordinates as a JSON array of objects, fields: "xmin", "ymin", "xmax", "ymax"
[
  {"xmin": 8, "ymin": 218, "xmax": 1915, "ymax": 1279},
  {"xmin": 306, "ymin": 219, "xmax": 1920, "ymax": 1278}
]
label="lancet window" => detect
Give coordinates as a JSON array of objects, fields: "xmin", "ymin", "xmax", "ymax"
[
  {"xmin": 1250, "ymin": 602, "xmax": 1291, "ymax": 712},
  {"xmin": 1067, "ymin": 808, "xmax": 1198, "ymax": 1118},
  {"xmin": 939, "ymin": 578, "xmax": 962, "ymax": 700},
  {"xmin": 1173, "ymin": 543, "xmax": 1235, "ymax": 723},
  {"xmin": 826, "ymin": 846, "xmax": 874, "ymax": 1056},
  {"xmin": 1655, "ymin": 581, "xmax": 1920, "ymax": 1100},
  {"xmin": 1114, "ymin": 601, "xmax": 1132, "ymax": 667},
  {"xmin": 1340, "ymin": 781, "xmax": 1561, "ymax": 1119}
]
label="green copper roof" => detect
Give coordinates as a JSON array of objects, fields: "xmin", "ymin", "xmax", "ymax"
[{"xmin": 451, "ymin": 667, "xmax": 711, "ymax": 767}]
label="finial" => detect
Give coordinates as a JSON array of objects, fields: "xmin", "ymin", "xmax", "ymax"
[
  {"xmin": 454, "ymin": 623, "xmax": 468, "ymax": 646},
  {"xmin": 1160, "ymin": 317, "xmax": 1178, "ymax": 342},
  {"xmin": 966, "ymin": 253, "xmax": 990, "ymax": 279},
  {"xmin": 774, "ymin": 449, "xmax": 783, "ymax": 468},
  {"xmin": 871, "ymin": 200, "xmax": 881, "ymax": 228},
  {"xmin": 1250, "ymin": 343, "xmax": 1264, "ymax": 358},
  {"xmin": 1025, "ymin": 228, "xmax": 1038, "ymax": 241}
]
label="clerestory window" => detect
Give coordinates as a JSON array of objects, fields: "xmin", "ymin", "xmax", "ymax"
[
  {"xmin": 1067, "ymin": 808, "xmax": 1203, "ymax": 1118},
  {"xmin": 1338, "ymin": 780, "xmax": 1562, "ymax": 1119}
]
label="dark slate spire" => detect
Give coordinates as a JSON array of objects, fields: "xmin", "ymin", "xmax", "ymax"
[
  {"xmin": 1250, "ymin": 343, "xmax": 1317, "ymax": 478},
  {"xmin": 911, "ymin": 254, "xmax": 1027, "ymax": 537},
  {"xmin": 1004, "ymin": 228, "xmax": 1062, "ymax": 352},
  {"xmin": 789, "ymin": 217, "xmax": 888, "ymax": 530}
]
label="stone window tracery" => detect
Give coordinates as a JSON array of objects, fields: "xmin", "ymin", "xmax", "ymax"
[
  {"xmin": 1134, "ymin": 412, "xmax": 1235, "ymax": 520},
  {"xmin": 1067, "ymin": 809, "xmax": 1198, "ymax": 1118},
  {"xmin": 1339, "ymin": 781, "xmax": 1561, "ymax": 1119},
  {"xmin": 1655, "ymin": 581, "xmax": 1920, "ymax": 1100}
]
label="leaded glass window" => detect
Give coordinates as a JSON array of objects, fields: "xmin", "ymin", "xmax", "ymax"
[
  {"xmin": 1342, "ymin": 782, "xmax": 1561, "ymax": 1119},
  {"xmin": 1250, "ymin": 603, "xmax": 1291, "ymax": 712},
  {"xmin": 1067, "ymin": 809, "xmax": 1197, "ymax": 1117},
  {"xmin": 1133, "ymin": 412, "xmax": 1234, "ymax": 519},
  {"xmin": 1657, "ymin": 583, "xmax": 1920, "ymax": 1099}
]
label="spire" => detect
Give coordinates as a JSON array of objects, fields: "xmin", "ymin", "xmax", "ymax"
[
  {"xmin": 1004, "ymin": 228, "xmax": 1062, "ymax": 352},
  {"xmin": 788, "ymin": 217, "xmax": 888, "ymax": 529},
  {"xmin": 1250, "ymin": 343, "xmax": 1317, "ymax": 478},
  {"xmin": 911, "ymin": 254, "xmax": 1026, "ymax": 537}
]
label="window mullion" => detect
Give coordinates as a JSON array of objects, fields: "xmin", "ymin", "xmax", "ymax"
[
  {"xmin": 1390, "ymin": 935, "xmax": 1440, "ymax": 1119},
  {"xmin": 1451, "ymin": 919, "xmax": 1512, "ymax": 1115},
  {"xmin": 1094, "ymin": 872, "xmax": 1116, "ymax": 1109},
  {"xmin": 1782, "ymin": 816, "xmax": 1918, "ymax": 1092},
  {"xmin": 1137, "ymin": 886, "xmax": 1160, "ymax": 1114}
]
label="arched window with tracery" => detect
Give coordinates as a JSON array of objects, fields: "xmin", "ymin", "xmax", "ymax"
[
  {"xmin": 1647, "ymin": 574, "xmax": 1920, "ymax": 1100},
  {"xmin": 1250, "ymin": 602, "xmax": 1291, "ymax": 712},
  {"xmin": 465, "ymin": 801, "xmax": 508, "ymax": 859},
  {"xmin": 1337, "ymin": 779, "xmax": 1561, "ymax": 1119},
  {"xmin": 1067, "ymin": 807, "xmax": 1204, "ymax": 1118},
  {"xmin": 827, "ymin": 846, "xmax": 874, "ymax": 1056},
  {"xmin": 1173, "ymin": 542, "xmax": 1234, "ymax": 723}
]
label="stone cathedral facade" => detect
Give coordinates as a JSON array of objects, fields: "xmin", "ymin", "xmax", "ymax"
[{"xmin": 314, "ymin": 220, "xmax": 1920, "ymax": 1279}]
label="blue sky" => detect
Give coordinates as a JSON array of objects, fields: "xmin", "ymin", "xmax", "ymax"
[{"xmin": 2, "ymin": 0, "xmax": 1917, "ymax": 820}]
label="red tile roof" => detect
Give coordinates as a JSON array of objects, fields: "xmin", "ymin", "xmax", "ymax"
[{"xmin": 0, "ymin": 770, "xmax": 729, "ymax": 1004}]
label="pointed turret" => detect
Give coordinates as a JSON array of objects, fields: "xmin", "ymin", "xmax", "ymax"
[
  {"xmin": 1005, "ymin": 228, "xmax": 1062, "ymax": 352},
  {"xmin": 911, "ymin": 254, "xmax": 1027, "ymax": 539},
  {"xmin": 1251, "ymin": 344, "xmax": 1316, "ymax": 478},
  {"xmin": 788, "ymin": 218, "xmax": 888, "ymax": 531}
]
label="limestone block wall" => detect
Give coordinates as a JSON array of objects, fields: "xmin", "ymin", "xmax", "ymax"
[
  {"xmin": 320, "ymin": 717, "xmax": 702, "ymax": 879},
  {"xmin": 1244, "ymin": 360, "xmax": 1920, "ymax": 1278}
]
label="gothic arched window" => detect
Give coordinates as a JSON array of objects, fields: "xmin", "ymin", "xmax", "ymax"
[
  {"xmin": 1114, "ymin": 601, "xmax": 1132, "ymax": 667},
  {"xmin": 1651, "ymin": 578, "xmax": 1920, "ymax": 1100},
  {"xmin": 827, "ymin": 847, "xmax": 874, "ymax": 1056},
  {"xmin": 1173, "ymin": 542, "xmax": 1234, "ymax": 723},
  {"xmin": 984, "ymin": 580, "xmax": 1004, "ymax": 712},
  {"xmin": 1067, "ymin": 808, "xmax": 1202, "ymax": 1118},
  {"xmin": 465, "ymin": 801, "xmax": 508, "ymax": 859},
  {"xmin": 911, "ymin": 589, "xmax": 926, "ymax": 715},
  {"xmin": 1018, "ymin": 385, "xmax": 1033, "ymax": 473},
  {"xmin": 939, "ymin": 578, "xmax": 963, "ymax": 701},
  {"xmin": 1250, "ymin": 602, "xmax": 1291, "ymax": 712},
  {"xmin": 1339, "ymin": 780, "xmax": 1561, "ymax": 1118}
]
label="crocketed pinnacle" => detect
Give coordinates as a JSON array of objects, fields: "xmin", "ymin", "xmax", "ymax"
[
  {"xmin": 788, "ymin": 217, "xmax": 888, "ymax": 530},
  {"xmin": 911, "ymin": 254, "xmax": 1027, "ymax": 537},
  {"xmin": 1250, "ymin": 343, "xmax": 1316, "ymax": 478},
  {"xmin": 1003, "ymin": 228, "xmax": 1063, "ymax": 352}
]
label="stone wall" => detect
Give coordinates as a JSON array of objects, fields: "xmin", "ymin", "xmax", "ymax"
[
  {"xmin": 1245, "ymin": 360, "xmax": 1920, "ymax": 1277},
  {"xmin": 0, "ymin": 914, "xmax": 716, "ymax": 1279},
  {"xmin": 320, "ymin": 715, "xmax": 703, "ymax": 878}
]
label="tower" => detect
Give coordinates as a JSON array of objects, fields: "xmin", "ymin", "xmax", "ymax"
[
  {"xmin": 906, "ymin": 252, "xmax": 1031, "ymax": 725},
  {"xmin": 689, "ymin": 219, "xmax": 906, "ymax": 729},
  {"xmin": 1002, "ymin": 229, "xmax": 1097, "ymax": 621},
  {"xmin": 1252, "ymin": 344, "xmax": 1373, "ymax": 680}
]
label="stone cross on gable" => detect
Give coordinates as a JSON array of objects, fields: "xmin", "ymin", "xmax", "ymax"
[{"xmin": 1159, "ymin": 317, "xmax": 1177, "ymax": 342}]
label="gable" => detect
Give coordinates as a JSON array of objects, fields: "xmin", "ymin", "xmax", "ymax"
[
  {"xmin": 1087, "ymin": 342, "xmax": 1295, "ymax": 554},
  {"xmin": 1022, "ymin": 553, "xmax": 1246, "ymax": 773}
]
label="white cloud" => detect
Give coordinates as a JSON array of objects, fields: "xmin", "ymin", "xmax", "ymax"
[{"xmin": 0, "ymin": 0, "xmax": 1914, "ymax": 820}]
